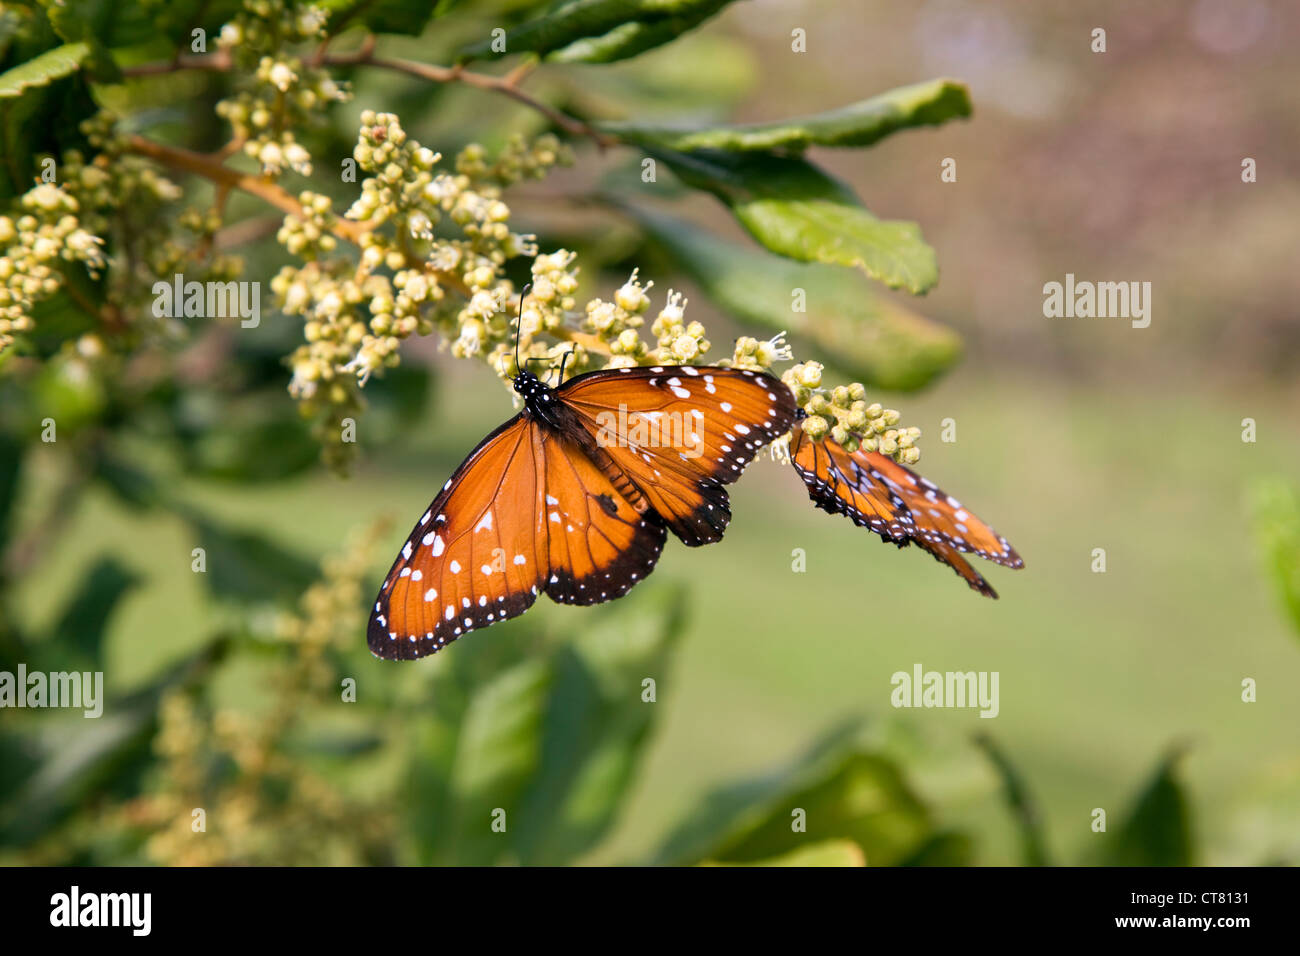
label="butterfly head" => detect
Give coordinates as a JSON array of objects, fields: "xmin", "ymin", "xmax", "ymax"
[{"xmin": 512, "ymin": 367, "xmax": 556, "ymax": 410}]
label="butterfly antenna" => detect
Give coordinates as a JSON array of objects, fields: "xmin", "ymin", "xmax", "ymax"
[
  {"xmin": 555, "ymin": 347, "xmax": 576, "ymax": 385},
  {"xmin": 513, "ymin": 284, "xmax": 532, "ymax": 379}
]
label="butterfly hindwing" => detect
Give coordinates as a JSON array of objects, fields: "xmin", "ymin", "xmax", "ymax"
[
  {"xmin": 913, "ymin": 536, "xmax": 998, "ymax": 598},
  {"xmin": 788, "ymin": 423, "xmax": 1022, "ymax": 598},
  {"xmin": 539, "ymin": 428, "xmax": 668, "ymax": 605},
  {"xmin": 559, "ymin": 365, "xmax": 799, "ymax": 546},
  {"xmin": 862, "ymin": 451, "xmax": 1022, "ymax": 568}
]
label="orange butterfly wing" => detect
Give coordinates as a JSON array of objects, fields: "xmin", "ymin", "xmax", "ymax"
[
  {"xmin": 789, "ymin": 423, "xmax": 1022, "ymax": 597},
  {"xmin": 912, "ymin": 536, "xmax": 998, "ymax": 599},
  {"xmin": 537, "ymin": 427, "xmax": 668, "ymax": 605},
  {"xmin": 788, "ymin": 425, "xmax": 915, "ymax": 541},
  {"xmin": 559, "ymin": 366, "xmax": 799, "ymax": 546},
  {"xmin": 369, "ymin": 416, "xmax": 670, "ymax": 660},
  {"xmin": 368, "ymin": 415, "xmax": 546, "ymax": 660},
  {"xmin": 861, "ymin": 449, "xmax": 1022, "ymax": 568}
]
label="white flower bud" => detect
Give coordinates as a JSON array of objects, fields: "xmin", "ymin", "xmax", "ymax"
[{"xmin": 269, "ymin": 62, "xmax": 297, "ymax": 93}]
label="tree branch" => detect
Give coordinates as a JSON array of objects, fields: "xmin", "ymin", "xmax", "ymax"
[{"xmin": 120, "ymin": 42, "xmax": 617, "ymax": 148}]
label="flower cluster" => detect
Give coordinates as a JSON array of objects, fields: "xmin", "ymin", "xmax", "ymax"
[
  {"xmin": 275, "ymin": 111, "xmax": 571, "ymax": 469},
  {"xmin": 0, "ymin": 185, "xmax": 105, "ymax": 352},
  {"xmin": 783, "ymin": 360, "xmax": 921, "ymax": 463},
  {"xmin": 273, "ymin": 111, "xmax": 919, "ymax": 470},
  {"xmin": 0, "ymin": 111, "xmax": 251, "ymax": 359},
  {"xmin": 719, "ymin": 336, "xmax": 920, "ymax": 463},
  {"xmin": 215, "ymin": 0, "xmax": 347, "ymax": 177}
]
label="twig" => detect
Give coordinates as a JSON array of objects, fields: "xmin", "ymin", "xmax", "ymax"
[
  {"xmin": 122, "ymin": 135, "xmax": 367, "ymax": 240},
  {"xmin": 120, "ymin": 42, "xmax": 617, "ymax": 148}
]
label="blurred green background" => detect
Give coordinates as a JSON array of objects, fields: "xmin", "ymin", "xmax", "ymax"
[{"xmin": 3, "ymin": 0, "xmax": 1299, "ymax": 865}]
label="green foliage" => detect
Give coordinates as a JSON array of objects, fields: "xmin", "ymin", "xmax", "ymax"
[
  {"xmin": 974, "ymin": 733, "xmax": 1050, "ymax": 866},
  {"xmin": 653, "ymin": 148, "xmax": 939, "ymax": 293},
  {"xmin": 602, "ymin": 78, "xmax": 971, "ymax": 151},
  {"xmin": 976, "ymin": 735, "xmax": 1195, "ymax": 868},
  {"xmin": 0, "ymin": 41, "xmax": 90, "ymax": 97},
  {"xmin": 629, "ymin": 205, "xmax": 960, "ymax": 389},
  {"xmin": 318, "ymin": 0, "xmax": 462, "ymax": 37},
  {"xmin": 461, "ymin": 0, "xmax": 741, "ymax": 62},
  {"xmin": 650, "ymin": 723, "xmax": 959, "ymax": 866},
  {"xmin": 705, "ymin": 839, "xmax": 865, "ymax": 867},
  {"xmin": 414, "ymin": 585, "xmax": 684, "ymax": 865},
  {"xmin": 1098, "ymin": 747, "xmax": 1194, "ymax": 867},
  {"xmin": 1250, "ymin": 478, "xmax": 1300, "ymax": 639}
]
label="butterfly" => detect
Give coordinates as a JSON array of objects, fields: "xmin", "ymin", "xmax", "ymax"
[
  {"xmin": 787, "ymin": 418, "xmax": 1023, "ymax": 597},
  {"xmin": 368, "ymin": 361, "xmax": 799, "ymax": 659}
]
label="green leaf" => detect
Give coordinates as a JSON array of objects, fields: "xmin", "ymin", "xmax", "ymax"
[
  {"xmin": 0, "ymin": 10, "xmax": 26, "ymax": 64},
  {"xmin": 461, "ymin": 0, "xmax": 741, "ymax": 62},
  {"xmin": 515, "ymin": 585, "xmax": 686, "ymax": 864},
  {"xmin": 627, "ymin": 204, "xmax": 960, "ymax": 390},
  {"xmin": 94, "ymin": 452, "xmax": 163, "ymax": 511},
  {"xmin": 703, "ymin": 838, "xmax": 866, "ymax": 866},
  {"xmin": 37, "ymin": 0, "xmax": 130, "ymax": 83},
  {"xmin": 434, "ymin": 657, "xmax": 553, "ymax": 865},
  {"xmin": 1249, "ymin": 478, "xmax": 1300, "ymax": 639},
  {"xmin": 654, "ymin": 148, "xmax": 939, "ymax": 293},
  {"xmin": 547, "ymin": 1, "xmax": 736, "ymax": 63},
  {"xmin": 0, "ymin": 431, "xmax": 21, "ymax": 552},
  {"xmin": 179, "ymin": 414, "xmax": 318, "ymax": 484},
  {"xmin": 1100, "ymin": 746, "xmax": 1194, "ymax": 866},
  {"xmin": 0, "ymin": 42, "xmax": 89, "ymax": 98},
  {"xmin": 603, "ymin": 78, "xmax": 971, "ymax": 151},
  {"xmin": 896, "ymin": 830, "xmax": 975, "ymax": 866},
  {"xmin": 42, "ymin": 556, "xmax": 141, "ymax": 673},
  {"xmin": 0, "ymin": 635, "xmax": 231, "ymax": 848},
  {"xmin": 186, "ymin": 513, "xmax": 319, "ymax": 606},
  {"xmin": 404, "ymin": 618, "xmax": 545, "ymax": 864},
  {"xmin": 652, "ymin": 722, "xmax": 938, "ymax": 866},
  {"xmin": 558, "ymin": 31, "xmax": 756, "ymax": 119},
  {"xmin": 974, "ymin": 733, "xmax": 1051, "ymax": 866},
  {"xmin": 424, "ymin": 585, "xmax": 686, "ymax": 865},
  {"xmin": 317, "ymin": 0, "xmax": 462, "ymax": 37},
  {"xmin": 40, "ymin": 0, "xmax": 158, "ymax": 51}
]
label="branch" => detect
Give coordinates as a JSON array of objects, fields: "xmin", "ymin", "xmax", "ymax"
[
  {"xmin": 121, "ymin": 43, "xmax": 617, "ymax": 148},
  {"xmin": 327, "ymin": 50, "xmax": 615, "ymax": 147},
  {"xmin": 123, "ymin": 134, "xmax": 365, "ymax": 235}
]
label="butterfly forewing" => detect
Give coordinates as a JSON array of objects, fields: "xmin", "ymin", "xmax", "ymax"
[
  {"xmin": 789, "ymin": 427, "xmax": 915, "ymax": 541},
  {"xmin": 559, "ymin": 365, "xmax": 799, "ymax": 546},
  {"xmin": 368, "ymin": 416, "xmax": 547, "ymax": 660}
]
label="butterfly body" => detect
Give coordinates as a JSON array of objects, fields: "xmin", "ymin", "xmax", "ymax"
[{"xmin": 369, "ymin": 364, "xmax": 798, "ymax": 660}]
